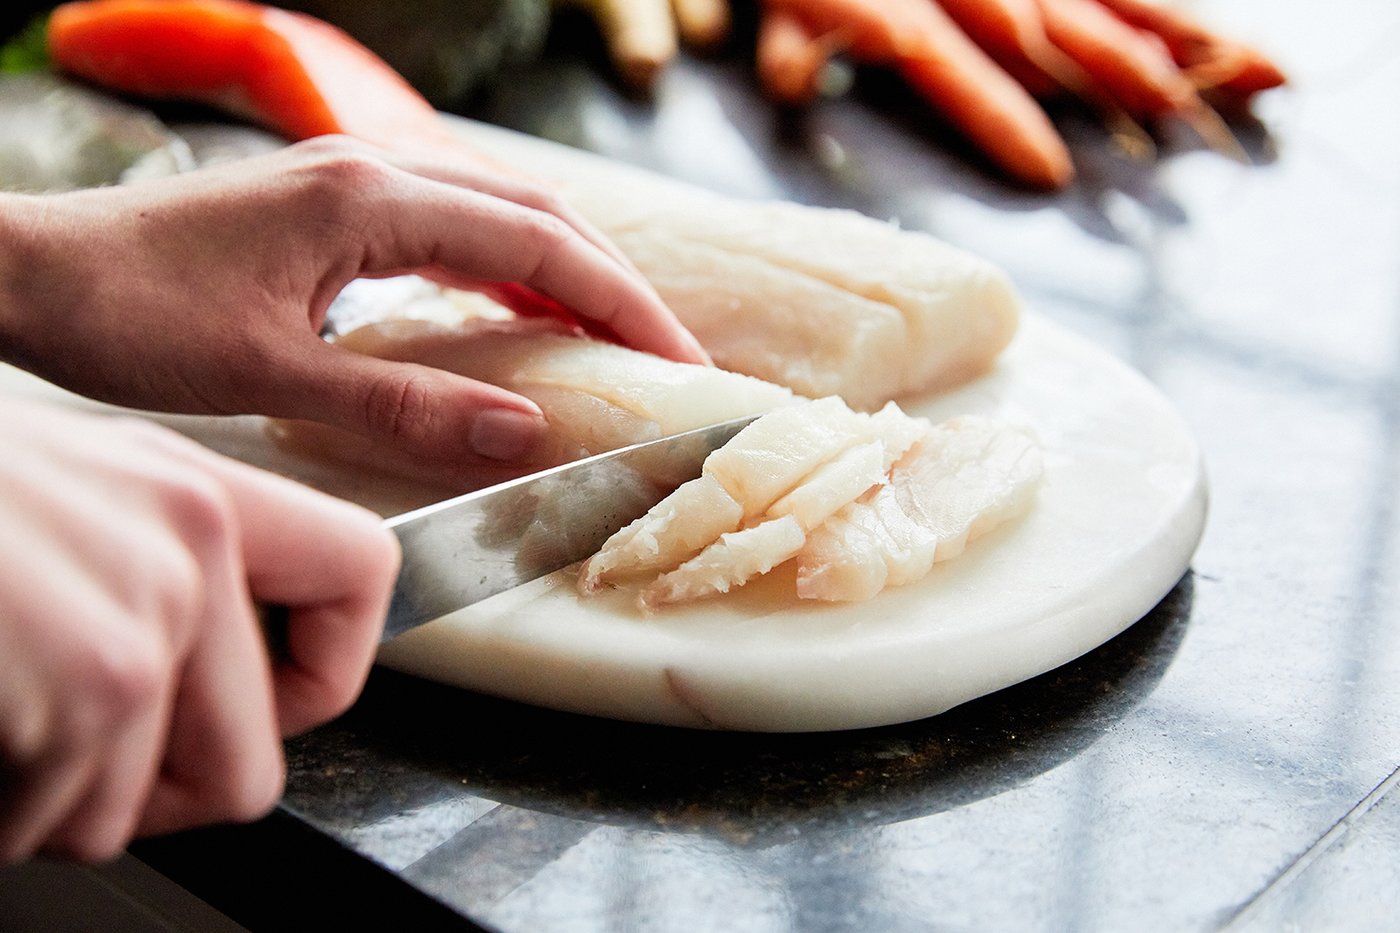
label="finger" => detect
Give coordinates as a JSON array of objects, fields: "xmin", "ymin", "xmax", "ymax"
[
  {"xmin": 357, "ymin": 140, "xmax": 653, "ymax": 282},
  {"xmin": 190, "ymin": 454, "xmax": 399, "ymax": 735},
  {"xmin": 39, "ymin": 695, "xmax": 170, "ymax": 862},
  {"xmin": 1, "ymin": 752, "xmax": 100, "ymax": 863},
  {"xmin": 258, "ymin": 335, "xmax": 555, "ymax": 466},
  {"xmin": 137, "ymin": 538, "xmax": 283, "ymax": 837},
  {"xmin": 358, "ymin": 174, "xmax": 710, "ymax": 365}
]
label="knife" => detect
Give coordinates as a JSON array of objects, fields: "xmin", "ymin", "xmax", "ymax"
[{"xmin": 377, "ymin": 413, "xmax": 759, "ymax": 641}]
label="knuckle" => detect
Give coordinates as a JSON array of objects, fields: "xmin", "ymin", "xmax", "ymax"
[
  {"xmin": 527, "ymin": 212, "xmax": 573, "ymax": 251},
  {"xmin": 516, "ymin": 214, "xmax": 576, "ymax": 280},
  {"xmin": 283, "ymin": 144, "xmax": 395, "ymax": 236},
  {"xmin": 303, "ymin": 148, "xmax": 392, "ymax": 201},
  {"xmin": 289, "ymin": 133, "xmax": 368, "ymax": 161},
  {"xmin": 361, "ymin": 371, "xmax": 437, "ymax": 445},
  {"xmin": 161, "ymin": 473, "xmax": 236, "ymax": 551},
  {"xmin": 71, "ymin": 630, "xmax": 168, "ymax": 727},
  {"xmin": 520, "ymin": 186, "xmax": 570, "ymax": 220}
]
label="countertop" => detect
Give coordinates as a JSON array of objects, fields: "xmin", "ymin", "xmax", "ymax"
[{"xmin": 134, "ymin": 1, "xmax": 1400, "ymax": 930}]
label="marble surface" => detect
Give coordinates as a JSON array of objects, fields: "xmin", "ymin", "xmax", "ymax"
[{"xmin": 192, "ymin": 1, "xmax": 1400, "ymax": 929}]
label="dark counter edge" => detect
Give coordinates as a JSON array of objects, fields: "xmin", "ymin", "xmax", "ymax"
[{"xmin": 130, "ymin": 806, "xmax": 493, "ymax": 932}]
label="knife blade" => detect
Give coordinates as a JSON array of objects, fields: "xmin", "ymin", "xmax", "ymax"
[{"xmin": 378, "ymin": 413, "xmax": 759, "ymax": 641}]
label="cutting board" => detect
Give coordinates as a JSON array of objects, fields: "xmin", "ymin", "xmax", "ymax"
[
  {"xmin": 0, "ymin": 310, "xmax": 1204, "ymax": 731},
  {"xmin": 373, "ymin": 313, "xmax": 1206, "ymax": 730}
]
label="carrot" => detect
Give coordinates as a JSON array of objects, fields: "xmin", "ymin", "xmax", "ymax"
[
  {"xmin": 766, "ymin": 0, "xmax": 1073, "ymax": 189},
  {"xmin": 1091, "ymin": 0, "xmax": 1285, "ymax": 99},
  {"xmin": 937, "ymin": 0, "xmax": 1155, "ymax": 158},
  {"xmin": 1034, "ymin": 0, "xmax": 1197, "ymax": 118},
  {"xmin": 47, "ymin": 0, "xmax": 455, "ymax": 151},
  {"xmin": 565, "ymin": 0, "xmax": 678, "ymax": 91},
  {"xmin": 756, "ymin": 7, "xmax": 840, "ymax": 105},
  {"xmin": 935, "ymin": 0, "xmax": 1067, "ymax": 99},
  {"xmin": 672, "ymin": 0, "xmax": 730, "ymax": 50}
]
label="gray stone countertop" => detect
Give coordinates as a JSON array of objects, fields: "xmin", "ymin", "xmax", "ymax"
[{"xmin": 172, "ymin": 2, "xmax": 1400, "ymax": 929}]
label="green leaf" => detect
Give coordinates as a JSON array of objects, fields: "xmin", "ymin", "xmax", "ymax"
[{"xmin": 0, "ymin": 15, "xmax": 50, "ymax": 74}]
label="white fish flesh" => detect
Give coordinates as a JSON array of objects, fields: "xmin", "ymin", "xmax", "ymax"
[
  {"xmin": 580, "ymin": 397, "xmax": 928, "ymax": 598},
  {"xmin": 580, "ymin": 402, "xmax": 1043, "ymax": 608},
  {"xmin": 448, "ymin": 121, "xmax": 1024, "ymax": 410},
  {"xmin": 273, "ymin": 317, "xmax": 796, "ymax": 487},
  {"xmin": 796, "ymin": 417, "xmax": 1044, "ymax": 602}
]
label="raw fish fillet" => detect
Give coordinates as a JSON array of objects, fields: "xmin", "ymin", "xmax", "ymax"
[
  {"xmin": 578, "ymin": 402, "xmax": 1042, "ymax": 608},
  {"xmin": 273, "ymin": 317, "xmax": 796, "ymax": 488},
  {"xmin": 448, "ymin": 121, "xmax": 1024, "ymax": 409},
  {"xmin": 796, "ymin": 417, "xmax": 1043, "ymax": 602}
]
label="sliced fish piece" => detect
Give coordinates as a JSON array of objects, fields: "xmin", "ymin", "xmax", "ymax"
[
  {"xmin": 578, "ymin": 474, "xmax": 744, "ymax": 593},
  {"xmin": 580, "ymin": 395, "xmax": 951, "ymax": 605},
  {"xmin": 701, "ymin": 396, "xmax": 872, "ymax": 517},
  {"xmin": 639, "ymin": 515, "xmax": 807, "ymax": 611},
  {"xmin": 765, "ymin": 440, "xmax": 888, "ymax": 530},
  {"xmin": 796, "ymin": 417, "xmax": 1043, "ymax": 601}
]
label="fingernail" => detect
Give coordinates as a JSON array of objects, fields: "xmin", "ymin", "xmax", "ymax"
[{"xmin": 470, "ymin": 408, "xmax": 547, "ymax": 461}]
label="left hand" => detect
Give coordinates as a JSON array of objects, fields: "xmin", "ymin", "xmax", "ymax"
[{"xmin": 0, "ymin": 135, "xmax": 709, "ymax": 467}]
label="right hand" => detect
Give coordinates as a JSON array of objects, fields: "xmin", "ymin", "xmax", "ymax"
[{"xmin": 0, "ymin": 399, "xmax": 400, "ymax": 864}]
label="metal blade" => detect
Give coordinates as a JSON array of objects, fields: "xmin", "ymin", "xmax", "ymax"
[{"xmin": 379, "ymin": 414, "xmax": 759, "ymax": 641}]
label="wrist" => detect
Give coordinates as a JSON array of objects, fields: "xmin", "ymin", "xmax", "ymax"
[{"xmin": 0, "ymin": 192, "xmax": 42, "ymax": 370}]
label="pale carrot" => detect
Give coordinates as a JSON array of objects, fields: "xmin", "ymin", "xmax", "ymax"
[
  {"xmin": 1091, "ymin": 0, "xmax": 1285, "ymax": 99},
  {"xmin": 766, "ymin": 0, "xmax": 1073, "ymax": 189},
  {"xmin": 566, "ymin": 0, "xmax": 678, "ymax": 91},
  {"xmin": 672, "ymin": 0, "xmax": 730, "ymax": 50}
]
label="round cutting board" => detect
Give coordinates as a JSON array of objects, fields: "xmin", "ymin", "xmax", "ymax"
[
  {"xmin": 375, "ymin": 313, "xmax": 1207, "ymax": 731},
  {"xmin": 0, "ymin": 312, "xmax": 1206, "ymax": 732}
]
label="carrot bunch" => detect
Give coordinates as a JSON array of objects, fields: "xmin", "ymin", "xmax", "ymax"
[{"xmin": 752, "ymin": 0, "xmax": 1285, "ymax": 188}]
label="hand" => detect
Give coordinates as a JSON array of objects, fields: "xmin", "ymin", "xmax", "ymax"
[
  {"xmin": 0, "ymin": 135, "xmax": 709, "ymax": 467},
  {"xmin": 0, "ymin": 399, "xmax": 400, "ymax": 863}
]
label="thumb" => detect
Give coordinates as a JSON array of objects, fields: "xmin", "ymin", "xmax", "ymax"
[{"xmin": 267, "ymin": 338, "xmax": 549, "ymax": 465}]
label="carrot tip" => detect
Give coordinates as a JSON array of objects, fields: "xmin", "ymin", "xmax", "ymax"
[{"xmin": 1176, "ymin": 100, "xmax": 1249, "ymax": 164}]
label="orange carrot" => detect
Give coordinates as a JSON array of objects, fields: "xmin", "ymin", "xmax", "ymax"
[
  {"xmin": 47, "ymin": 0, "xmax": 456, "ymax": 151},
  {"xmin": 936, "ymin": 0, "xmax": 1067, "ymax": 99},
  {"xmin": 1034, "ymin": 0, "xmax": 1197, "ymax": 118},
  {"xmin": 756, "ymin": 7, "xmax": 839, "ymax": 104},
  {"xmin": 1091, "ymin": 0, "xmax": 1285, "ymax": 99},
  {"xmin": 937, "ymin": 0, "xmax": 1156, "ymax": 158},
  {"xmin": 766, "ymin": 0, "xmax": 1073, "ymax": 189}
]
